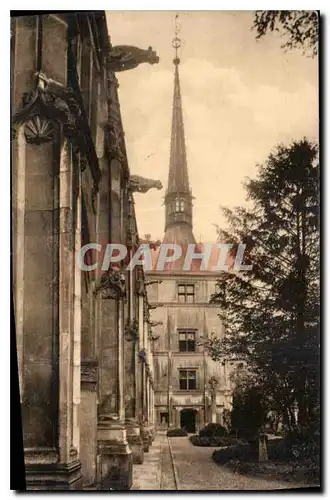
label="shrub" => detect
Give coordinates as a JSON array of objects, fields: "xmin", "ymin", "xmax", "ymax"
[
  {"xmin": 190, "ymin": 434, "xmax": 246, "ymax": 447},
  {"xmin": 212, "ymin": 443, "xmax": 253, "ymax": 464},
  {"xmin": 282, "ymin": 427, "xmax": 320, "ymax": 462},
  {"xmin": 167, "ymin": 428, "xmax": 188, "ymax": 437},
  {"xmin": 199, "ymin": 423, "xmax": 227, "ymax": 438}
]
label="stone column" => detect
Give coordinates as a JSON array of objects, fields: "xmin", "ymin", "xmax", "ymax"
[
  {"xmin": 13, "ymin": 124, "xmax": 82, "ymax": 489},
  {"xmin": 96, "ymin": 270, "xmax": 132, "ymax": 490},
  {"xmin": 168, "ymin": 354, "xmax": 173, "ymax": 427},
  {"xmin": 79, "ymin": 158, "xmax": 100, "ymax": 488},
  {"xmin": 124, "ymin": 203, "xmax": 144, "ymax": 465}
]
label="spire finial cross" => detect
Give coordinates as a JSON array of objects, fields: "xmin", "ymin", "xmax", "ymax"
[{"xmin": 172, "ymin": 14, "xmax": 181, "ymax": 65}]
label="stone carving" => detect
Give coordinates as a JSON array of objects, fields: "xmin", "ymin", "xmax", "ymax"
[
  {"xmin": 125, "ymin": 319, "xmax": 139, "ymax": 342},
  {"xmin": 94, "ymin": 269, "xmax": 126, "ymax": 300},
  {"xmin": 128, "ymin": 175, "xmax": 163, "ymax": 194},
  {"xmin": 105, "ymin": 122, "xmax": 125, "ymax": 163},
  {"xmin": 139, "ymin": 238, "xmax": 162, "ymax": 250},
  {"xmin": 138, "ymin": 348, "xmax": 147, "ymax": 363},
  {"xmin": 143, "ymin": 305, "xmax": 150, "ymax": 323},
  {"xmin": 209, "ymin": 376, "xmax": 218, "ymax": 393},
  {"xmin": 149, "ymin": 321, "xmax": 163, "ymax": 328},
  {"xmin": 24, "ymin": 115, "xmax": 55, "ymax": 144},
  {"xmin": 145, "ymin": 279, "xmax": 163, "ymax": 286},
  {"xmin": 108, "ymin": 45, "xmax": 159, "ymax": 72},
  {"xmin": 12, "ymin": 71, "xmax": 81, "ymax": 144},
  {"xmin": 80, "ymin": 154, "xmax": 88, "ymax": 172},
  {"xmin": 81, "ymin": 359, "xmax": 98, "ymax": 390},
  {"xmin": 148, "ymin": 303, "xmax": 164, "ymax": 310},
  {"xmin": 135, "ymin": 267, "xmax": 146, "ymax": 296}
]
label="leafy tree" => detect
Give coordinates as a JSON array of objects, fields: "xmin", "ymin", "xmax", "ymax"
[
  {"xmin": 203, "ymin": 139, "xmax": 319, "ymax": 432},
  {"xmin": 253, "ymin": 10, "xmax": 319, "ymax": 57}
]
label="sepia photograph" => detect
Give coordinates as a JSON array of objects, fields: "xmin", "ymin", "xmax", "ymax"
[{"xmin": 10, "ymin": 9, "xmax": 320, "ymax": 491}]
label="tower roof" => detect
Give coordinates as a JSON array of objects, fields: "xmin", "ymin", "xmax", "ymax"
[
  {"xmin": 167, "ymin": 59, "xmax": 190, "ymax": 195},
  {"xmin": 163, "ymin": 29, "xmax": 196, "ymax": 254}
]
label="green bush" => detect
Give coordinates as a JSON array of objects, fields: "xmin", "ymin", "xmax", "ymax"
[
  {"xmin": 190, "ymin": 434, "xmax": 246, "ymax": 447},
  {"xmin": 199, "ymin": 423, "xmax": 228, "ymax": 438},
  {"xmin": 167, "ymin": 428, "xmax": 188, "ymax": 437}
]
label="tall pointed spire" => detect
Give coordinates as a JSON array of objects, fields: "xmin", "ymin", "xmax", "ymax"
[{"xmin": 163, "ymin": 16, "xmax": 195, "ymax": 246}]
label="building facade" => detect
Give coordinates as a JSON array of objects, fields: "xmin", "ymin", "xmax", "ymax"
[
  {"xmin": 146, "ymin": 44, "xmax": 233, "ymax": 434},
  {"xmin": 11, "ymin": 12, "xmax": 160, "ymax": 490}
]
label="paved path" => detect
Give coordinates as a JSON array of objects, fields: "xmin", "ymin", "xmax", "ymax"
[
  {"xmin": 168, "ymin": 436, "xmax": 301, "ymax": 491},
  {"xmin": 132, "ymin": 433, "xmax": 176, "ymax": 490}
]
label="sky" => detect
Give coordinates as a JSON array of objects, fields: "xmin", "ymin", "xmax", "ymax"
[{"xmin": 106, "ymin": 11, "xmax": 318, "ymax": 243}]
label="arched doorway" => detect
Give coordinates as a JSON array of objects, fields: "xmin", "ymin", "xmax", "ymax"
[{"xmin": 180, "ymin": 408, "xmax": 197, "ymax": 433}]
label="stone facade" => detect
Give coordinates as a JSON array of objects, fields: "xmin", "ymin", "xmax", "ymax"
[
  {"xmin": 11, "ymin": 12, "xmax": 158, "ymax": 490},
  {"xmin": 145, "ymin": 273, "xmax": 233, "ymax": 432}
]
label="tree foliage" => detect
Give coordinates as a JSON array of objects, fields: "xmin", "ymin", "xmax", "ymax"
[
  {"xmin": 253, "ymin": 10, "xmax": 319, "ymax": 57},
  {"xmin": 203, "ymin": 139, "xmax": 319, "ymax": 432}
]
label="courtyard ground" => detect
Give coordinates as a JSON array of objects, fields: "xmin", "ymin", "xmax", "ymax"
[{"xmin": 132, "ymin": 433, "xmax": 312, "ymax": 491}]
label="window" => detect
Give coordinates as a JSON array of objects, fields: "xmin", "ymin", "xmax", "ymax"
[
  {"xmin": 179, "ymin": 369, "xmax": 197, "ymax": 390},
  {"xmin": 178, "ymin": 284, "xmax": 195, "ymax": 303},
  {"xmin": 160, "ymin": 412, "xmax": 169, "ymax": 425},
  {"xmin": 174, "ymin": 197, "xmax": 185, "ymax": 213},
  {"xmin": 179, "ymin": 330, "xmax": 196, "ymax": 352}
]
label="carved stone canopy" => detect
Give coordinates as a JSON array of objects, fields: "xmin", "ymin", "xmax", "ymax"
[
  {"xmin": 108, "ymin": 45, "xmax": 159, "ymax": 72},
  {"xmin": 94, "ymin": 269, "xmax": 126, "ymax": 300},
  {"xmin": 128, "ymin": 175, "xmax": 163, "ymax": 194},
  {"xmin": 12, "ymin": 72, "xmax": 81, "ymax": 145}
]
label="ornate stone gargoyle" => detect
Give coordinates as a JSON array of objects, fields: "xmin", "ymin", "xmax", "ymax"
[
  {"xmin": 94, "ymin": 269, "xmax": 126, "ymax": 300},
  {"xmin": 208, "ymin": 376, "xmax": 219, "ymax": 393},
  {"xmin": 125, "ymin": 318, "xmax": 139, "ymax": 342},
  {"xmin": 108, "ymin": 45, "xmax": 159, "ymax": 72},
  {"xmin": 128, "ymin": 175, "xmax": 163, "ymax": 194},
  {"xmin": 12, "ymin": 71, "xmax": 81, "ymax": 144}
]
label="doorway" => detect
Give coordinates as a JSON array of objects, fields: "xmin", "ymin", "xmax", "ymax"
[{"xmin": 180, "ymin": 408, "xmax": 197, "ymax": 433}]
